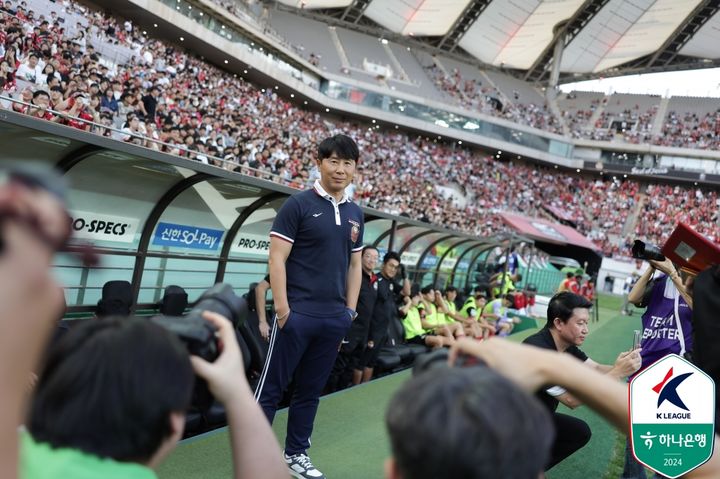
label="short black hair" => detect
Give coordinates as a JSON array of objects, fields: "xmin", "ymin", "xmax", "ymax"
[
  {"xmin": 361, "ymin": 245, "xmax": 378, "ymax": 255},
  {"xmin": 383, "ymin": 251, "xmax": 401, "ymax": 264},
  {"xmin": 29, "ymin": 317, "xmax": 194, "ymax": 462},
  {"xmin": 546, "ymin": 292, "xmax": 592, "ymax": 329},
  {"xmin": 420, "ymin": 285, "xmax": 434, "ymax": 295},
  {"xmin": 566, "ymin": 272, "xmax": 574, "ymax": 278},
  {"xmin": 386, "ymin": 367, "xmax": 553, "ymax": 479},
  {"xmin": 444, "ymin": 286, "xmax": 457, "ymax": 294},
  {"xmin": 318, "ymin": 134, "xmax": 359, "ymax": 163},
  {"xmin": 32, "ymin": 89, "xmax": 49, "ymax": 99}
]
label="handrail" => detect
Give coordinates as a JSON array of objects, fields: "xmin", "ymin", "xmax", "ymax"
[{"xmin": 0, "ymin": 93, "xmax": 304, "ymax": 188}]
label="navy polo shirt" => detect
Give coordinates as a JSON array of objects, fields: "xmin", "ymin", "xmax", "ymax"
[{"xmin": 270, "ymin": 181, "xmax": 364, "ymax": 317}]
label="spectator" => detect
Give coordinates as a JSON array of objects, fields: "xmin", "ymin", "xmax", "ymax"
[{"xmin": 15, "ymin": 51, "xmax": 42, "ymax": 83}]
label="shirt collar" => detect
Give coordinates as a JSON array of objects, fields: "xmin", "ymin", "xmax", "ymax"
[{"xmin": 313, "ymin": 179, "xmax": 349, "ymax": 205}]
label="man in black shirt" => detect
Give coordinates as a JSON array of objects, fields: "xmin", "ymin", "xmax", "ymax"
[
  {"xmin": 327, "ymin": 246, "xmax": 379, "ymax": 391},
  {"xmin": 523, "ymin": 292, "xmax": 641, "ymax": 470},
  {"xmin": 359, "ymin": 251, "xmax": 410, "ymax": 383},
  {"xmin": 142, "ymin": 86, "xmax": 161, "ymax": 122}
]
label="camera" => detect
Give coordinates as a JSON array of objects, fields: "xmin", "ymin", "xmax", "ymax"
[
  {"xmin": 151, "ymin": 283, "xmax": 248, "ymax": 410},
  {"xmin": 631, "ymin": 240, "xmax": 666, "ymax": 262},
  {"xmin": 412, "ymin": 348, "xmax": 485, "ymax": 376}
]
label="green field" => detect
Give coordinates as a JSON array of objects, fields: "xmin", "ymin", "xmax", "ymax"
[{"xmin": 159, "ymin": 293, "xmax": 641, "ymax": 479}]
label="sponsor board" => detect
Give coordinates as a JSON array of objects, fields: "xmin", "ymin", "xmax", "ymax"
[
  {"xmin": 152, "ymin": 222, "xmax": 224, "ymax": 251},
  {"xmin": 69, "ymin": 211, "xmax": 139, "ymax": 243},
  {"xmin": 230, "ymin": 233, "xmax": 271, "ymax": 256}
]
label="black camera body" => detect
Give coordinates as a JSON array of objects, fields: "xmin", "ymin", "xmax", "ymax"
[
  {"xmin": 412, "ymin": 348, "xmax": 485, "ymax": 376},
  {"xmin": 151, "ymin": 283, "xmax": 248, "ymax": 410},
  {"xmin": 632, "ymin": 240, "xmax": 666, "ymax": 262}
]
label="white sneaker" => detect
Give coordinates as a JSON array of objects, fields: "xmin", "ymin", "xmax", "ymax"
[{"xmin": 284, "ymin": 452, "xmax": 325, "ymax": 479}]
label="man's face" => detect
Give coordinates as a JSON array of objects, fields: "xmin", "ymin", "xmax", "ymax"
[
  {"xmin": 446, "ymin": 290, "xmax": 456, "ymax": 301},
  {"xmin": 361, "ymin": 249, "xmax": 378, "ymax": 273},
  {"xmin": 28, "ymin": 56, "xmax": 37, "ymax": 67},
  {"xmin": 476, "ymin": 296, "xmax": 487, "ymax": 308},
  {"xmin": 382, "ymin": 259, "xmax": 399, "ymax": 279},
  {"xmin": 33, "ymin": 94, "xmax": 49, "ymax": 109},
  {"xmin": 555, "ymin": 308, "xmax": 590, "ymax": 346},
  {"xmin": 316, "ymin": 154, "xmax": 355, "ymax": 194}
]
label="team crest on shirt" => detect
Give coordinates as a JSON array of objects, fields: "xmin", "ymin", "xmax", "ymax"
[{"xmin": 349, "ymin": 219, "xmax": 360, "ymax": 243}]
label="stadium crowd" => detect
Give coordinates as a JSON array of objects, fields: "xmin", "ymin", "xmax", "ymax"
[
  {"xmin": 0, "ymin": 0, "xmax": 718, "ymax": 259},
  {"xmin": 424, "ymin": 63, "xmax": 563, "ymax": 134}
]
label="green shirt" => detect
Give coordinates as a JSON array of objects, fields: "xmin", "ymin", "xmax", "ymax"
[
  {"xmin": 482, "ymin": 298, "xmax": 507, "ymax": 321},
  {"xmin": 402, "ymin": 306, "xmax": 425, "ymax": 340},
  {"xmin": 442, "ymin": 300, "xmax": 457, "ymax": 324},
  {"xmin": 423, "ymin": 303, "xmax": 444, "ymax": 330},
  {"xmin": 460, "ymin": 297, "xmax": 477, "ymax": 319},
  {"xmin": 21, "ymin": 432, "xmax": 157, "ymax": 479}
]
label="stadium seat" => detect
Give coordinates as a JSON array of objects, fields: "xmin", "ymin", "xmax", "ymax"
[
  {"xmin": 158, "ymin": 285, "xmax": 188, "ymax": 316},
  {"xmin": 381, "ymin": 315, "xmax": 427, "ymax": 364},
  {"xmin": 373, "ymin": 349, "xmax": 402, "ymax": 372},
  {"xmin": 96, "ymin": 280, "xmax": 132, "ymax": 317}
]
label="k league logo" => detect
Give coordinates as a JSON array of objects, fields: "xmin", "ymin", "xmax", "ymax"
[{"xmin": 630, "ymin": 354, "xmax": 715, "ymax": 478}]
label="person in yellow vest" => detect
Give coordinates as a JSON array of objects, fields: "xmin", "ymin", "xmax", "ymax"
[
  {"xmin": 418, "ymin": 285, "xmax": 464, "ymax": 340},
  {"xmin": 557, "ymin": 272, "xmax": 575, "ymax": 293},
  {"xmin": 490, "ymin": 272, "xmax": 522, "ymax": 298},
  {"xmin": 482, "ymin": 293, "xmax": 519, "ymax": 336},
  {"xmin": 400, "ymin": 285, "xmax": 454, "ymax": 348},
  {"xmin": 438, "ymin": 286, "xmax": 486, "ymax": 339},
  {"xmin": 458, "ymin": 287, "xmax": 497, "ymax": 339}
]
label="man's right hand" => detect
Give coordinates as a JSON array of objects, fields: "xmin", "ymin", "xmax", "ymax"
[
  {"xmin": 611, "ymin": 348, "xmax": 642, "ymax": 378},
  {"xmin": 275, "ymin": 308, "xmax": 291, "ymax": 329}
]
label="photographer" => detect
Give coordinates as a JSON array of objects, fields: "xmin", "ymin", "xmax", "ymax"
[
  {"xmin": 523, "ymin": 292, "xmax": 641, "ymax": 470},
  {"xmin": 24, "ymin": 312, "xmax": 287, "ymax": 479},
  {"xmin": 622, "ymin": 257, "xmax": 694, "ymax": 478},
  {"xmin": 385, "ymin": 366, "xmax": 553, "ymax": 479},
  {"xmin": 446, "ymin": 334, "xmax": 720, "ymax": 479},
  {"xmin": 0, "ymin": 168, "xmax": 287, "ymax": 479},
  {"xmin": 0, "ymin": 170, "xmax": 68, "ymax": 478}
]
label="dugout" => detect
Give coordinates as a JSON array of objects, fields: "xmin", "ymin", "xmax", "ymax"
[{"xmin": 0, "ymin": 109, "xmax": 503, "ymax": 315}]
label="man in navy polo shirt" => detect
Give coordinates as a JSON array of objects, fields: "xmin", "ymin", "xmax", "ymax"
[{"xmin": 255, "ymin": 134, "xmax": 364, "ymax": 479}]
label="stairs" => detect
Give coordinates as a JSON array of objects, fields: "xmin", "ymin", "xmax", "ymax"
[
  {"xmin": 546, "ymin": 91, "xmax": 569, "ymax": 135},
  {"xmin": 328, "ymin": 27, "xmax": 350, "ymax": 69},
  {"xmin": 584, "ymin": 95, "xmax": 608, "ymax": 131},
  {"xmin": 383, "ymin": 44, "xmax": 408, "ymax": 82},
  {"xmin": 651, "ymin": 97, "xmax": 670, "ymax": 135},
  {"xmin": 622, "ymin": 193, "xmax": 647, "ymax": 237}
]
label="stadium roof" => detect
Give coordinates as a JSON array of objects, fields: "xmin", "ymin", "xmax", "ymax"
[{"xmin": 277, "ymin": 0, "xmax": 720, "ymax": 84}]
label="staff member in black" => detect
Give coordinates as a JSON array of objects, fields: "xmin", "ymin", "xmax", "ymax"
[
  {"xmin": 327, "ymin": 245, "xmax": 379, "ymax": 391},
  {"xmin": 359, "ymin": 251, "xmax": 410, "ymax": 383},
  {"xmin": 523, "ymin": 292, "xmax": 641, "ymax": 470}
]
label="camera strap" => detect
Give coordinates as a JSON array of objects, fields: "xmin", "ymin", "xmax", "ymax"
[{"xmin": 674, "ymin": 294, "xmax": 686, "ymax": 357}]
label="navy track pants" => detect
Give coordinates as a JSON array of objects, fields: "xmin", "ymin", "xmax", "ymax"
[{"xmin": 255, "ymin": 309, "xmax": 352, "ymax": 455}]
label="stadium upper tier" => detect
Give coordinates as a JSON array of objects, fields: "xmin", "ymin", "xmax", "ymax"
[{"xmin": 0, "ymin": 0, "xmax": 718, "ymax": 259}]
